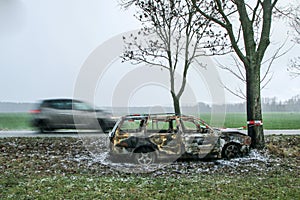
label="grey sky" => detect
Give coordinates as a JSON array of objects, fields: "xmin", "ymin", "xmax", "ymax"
[{"xmin": 0, "ymin": 0, "xmax": 299, "ymax": 106}]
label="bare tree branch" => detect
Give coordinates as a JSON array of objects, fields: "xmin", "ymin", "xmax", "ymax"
[
  {"xmin": 288, "ymin": 5, "xmax": 300, "ymax": 77},
  {"xmin": 223, "ymin": 84, "xmax": 246, "ymax": 100},
  {"xmin": 261, "ymin": 72, "xmax": 273, "ymax": 90},
  {"xmin": 261, "ymin": 37, "xmax": 291, "ymax": 83},
  {"xmin": 216, "ymin": 58, "xmax": 246, "ymax": 83},
  {"xmin": 288, "ymin": 57, "xmax": 300, "ymax": 78}
]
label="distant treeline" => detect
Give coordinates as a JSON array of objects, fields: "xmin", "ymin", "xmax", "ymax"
[
  {"xmin": 218, "ymin": 95, "xmax": 300, "ymax": 113},
  {"xmin": 203, "ymin": 95, "xmax": 300, "ymax": 113},
  {"xmin": 261, "ymin": 95, "xmax": 300, "ymax": 112},
  {"xmin": 0, "ymin": 95, "xmax": 299, "ymax": 113}
]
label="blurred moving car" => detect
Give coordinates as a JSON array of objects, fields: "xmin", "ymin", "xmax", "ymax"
[
  {"xmin": 108, "ymin": 113, "xmax": 251, "ymax": 164},
  {"xmin": 30, "ymin": 98, "xmax": 116, "ymax": 133}
]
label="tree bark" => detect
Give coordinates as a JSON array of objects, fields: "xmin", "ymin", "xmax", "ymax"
[
  {"xmin": 246, "ymin": 63, "xmax": 265, "ymax": 149},
  {"xmin": 171, "ymin": 91, "xmax": 181, "ymax": 115}
]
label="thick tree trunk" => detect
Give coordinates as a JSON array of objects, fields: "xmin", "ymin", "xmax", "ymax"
[
  {"xmin": 171, "ymin": 91, "xmax": 181, "ymax": 115},
  {"xmin": 246, "ymin": 64, "xmax": 265, "ymax": 149}
]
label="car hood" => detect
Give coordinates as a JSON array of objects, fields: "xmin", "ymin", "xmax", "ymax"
[{"xmin": 220, "ymin": 128, "xmax": 247, "ymax": 135}]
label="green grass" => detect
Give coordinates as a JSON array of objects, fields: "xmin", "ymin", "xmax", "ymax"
[
  {"xmin": 0, "ymin": 113, "xmax": 32, "ymax": 130},
  {"xmin": 0, "ymin": 112, "xmax": 299, "ymax": 130},
  {"xmin": 1, "ymin": 170, "xmax": 299, "ymax": 199},
  {"xmin": 262, "ymin": 112, "xmax": 300, "ymax": 129}
]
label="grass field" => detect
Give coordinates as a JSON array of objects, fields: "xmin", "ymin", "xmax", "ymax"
[
  {"xmin": 0, "ymin": 113, "xmax": 32, "ymax": 130},
  {"xmin": 0, "ymin": 112, "xmax": 299, "ymax": 130},
  {"xmin": 199, "ymin": 112, "xmax": 300, "ymax": 129}
]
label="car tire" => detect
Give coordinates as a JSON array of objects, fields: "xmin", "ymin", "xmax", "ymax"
[
  {"xmin": 221, "ymin": 143, "xmax": 241, "ymax": 159},
  {"xmin": 39, "ymin": 127, "xmax": 46, "ymax": 133},
  {"xmin": 133, "ymin": 148, "xmax": 156, "ymax": 165},
  {"xmin": 38, "ymin": 120, "xmax": 52, "ymax": 133}
]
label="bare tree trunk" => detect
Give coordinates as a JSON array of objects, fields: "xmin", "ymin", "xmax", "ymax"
[
  {"xmin": 246, "ymin": 64, "xmax": 265, "ymax": 149},
  {"xmin": 171, "ymin": 91, "xmax": 181, "ymax": 115}
]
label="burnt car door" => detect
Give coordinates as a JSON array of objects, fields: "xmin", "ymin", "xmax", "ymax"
[
  {"xmin": 111, "ymin": 116, "xmax": 150, "ymax": 151},
  {"xmin": 180, "ymin": 117, "xmax": 219, "ymax": 158},
  {"xmin": 146, "ymin": 116, "xmax": 183, "ymax": 156}
]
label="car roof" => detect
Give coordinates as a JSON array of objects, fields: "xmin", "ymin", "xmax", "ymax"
[
  {"xmin": 41, "ymin": 98, "xmax": 83, "ymax": 103},
  {"xmin": 121, "ymin": 113, "xmax": 213, "ymax": 129},
  {"xmin": 122, "ymin": 113, "xmax": 198, "ymax": 121}
]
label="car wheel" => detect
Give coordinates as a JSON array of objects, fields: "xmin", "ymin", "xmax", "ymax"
[
  {"xmin": 221, "ymin": 143, "xmax": 241, "ymax": 159},
  {"xmin": 133, "ymin": 148, "xmax": 156, "ymax": 165},
  {"xmin": 38, "ymin": 120, "xmax": 52, "ymax": 133},
  {"xmin": 39, "ymin": 127, "xmax": 45, "ymax": 133}
]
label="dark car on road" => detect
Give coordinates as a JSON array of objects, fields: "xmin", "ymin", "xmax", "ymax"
[
  {"xmin": 30, "ymin": 99, "xmax": 116, "ymax": 133},
  {"xmin": 108, "ymin": 114, "xmax": 251, "ymax": 165}
]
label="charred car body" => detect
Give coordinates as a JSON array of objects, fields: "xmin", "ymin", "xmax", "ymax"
[{"xmin": 108, "ymin": 114, "xmax": 251, "ymax": 165}]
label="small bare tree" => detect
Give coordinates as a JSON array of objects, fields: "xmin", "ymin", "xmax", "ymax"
[{"xmin": 120, "ymin": 0, "xmax": 229, "ymax": 115}]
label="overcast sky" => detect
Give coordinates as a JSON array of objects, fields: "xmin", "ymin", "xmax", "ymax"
[{"xmin": 0, "ymin": 0, "xmax": 299, "ymax": 107}]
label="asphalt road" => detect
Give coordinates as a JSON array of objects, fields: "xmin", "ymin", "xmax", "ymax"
[{"xmin": 0, "ymin": 129, "xmax": 299, "ymax": 138}]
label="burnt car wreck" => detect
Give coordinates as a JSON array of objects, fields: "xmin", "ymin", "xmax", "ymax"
[{"xmin": 108, "ymin": 114, "xmax": 251, "ymax": 165}]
